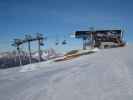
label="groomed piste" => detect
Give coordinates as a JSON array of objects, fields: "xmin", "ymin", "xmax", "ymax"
[{"xmin": 0, "ymin": 45, "xmax": 133, "ymax": 100}]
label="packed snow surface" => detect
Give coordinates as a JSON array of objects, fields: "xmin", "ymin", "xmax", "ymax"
[{"xmin": 0, "ymin": 45, "xmax": 133, "ymax": 100}]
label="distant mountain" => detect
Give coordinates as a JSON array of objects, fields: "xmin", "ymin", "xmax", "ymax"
[
  {"xmin": 0, "ymin": 48, "xmax": 62, "ymax": 69},
  {"xmin": 32, "ymin": 48, "xmax": 63, "ymax": 61},
  {"xmin": 0, "ymin": 51, "xmax": 30, "ymax": 69}
]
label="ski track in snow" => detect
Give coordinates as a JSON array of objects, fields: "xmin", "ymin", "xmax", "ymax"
[{"xmin": 0, "ymin": 45, "xmax": 133, "ymax": 100}]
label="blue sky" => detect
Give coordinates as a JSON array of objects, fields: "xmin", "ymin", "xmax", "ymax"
[{"xmin": 0, "ymin": 0, "xmax": 133, "ymax": 53}]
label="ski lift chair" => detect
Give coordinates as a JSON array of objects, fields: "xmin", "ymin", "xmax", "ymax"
[
  {"xmin": 55, "ymin": 42, "xmax": 59, "ymax": 45},
  {"xmin": 62, "ymin": 40, "xmax": 67, "ymax": 45}
]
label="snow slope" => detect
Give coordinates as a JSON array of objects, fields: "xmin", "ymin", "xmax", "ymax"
[{"xmin": 0, "ymin": 45, "xmax": 133, "ymax": 100}]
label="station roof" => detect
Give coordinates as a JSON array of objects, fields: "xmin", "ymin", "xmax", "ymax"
[{"xmin": 75, "ymin": 29, "xmax": 122, "ymax": 38}]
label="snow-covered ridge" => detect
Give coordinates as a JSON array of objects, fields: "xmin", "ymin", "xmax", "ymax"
[{"xmin": 0, "ymin": 48, "xmax": 62, "ymax": 68}]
